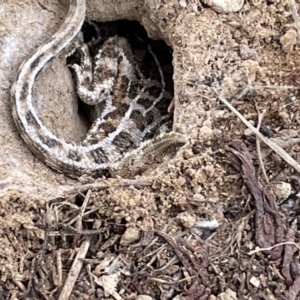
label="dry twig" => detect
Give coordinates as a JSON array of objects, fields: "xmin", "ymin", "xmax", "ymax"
[
  {"xmin": 254, "ymin": 104, "xmax": 269, "ymax": 183},
  {"xmin": 58, "ymin": 237, "xmax": 91, "ymax": 300}
]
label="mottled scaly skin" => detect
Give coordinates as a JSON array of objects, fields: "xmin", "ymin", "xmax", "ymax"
[{"xmin": 11, "ymin": 0, "xmax": 186, "ymax": 179}]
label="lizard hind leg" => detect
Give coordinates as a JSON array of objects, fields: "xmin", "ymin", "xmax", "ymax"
[{"xmin": 109, "ymin": 132, "xmax": 187, "ymax": 178}]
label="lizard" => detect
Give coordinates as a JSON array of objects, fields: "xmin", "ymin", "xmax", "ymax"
[{"xmin": 10, "ymin": 0, "xmax": 187, "ymax": 179}]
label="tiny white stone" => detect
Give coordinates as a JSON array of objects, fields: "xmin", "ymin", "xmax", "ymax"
[
  {"xmin": 202, "ymin": 0, "xmax": 244, "ymax": 13},
  {"xmin": 194, "ymin": 219, "xmax": 219, "ymax": 229},
  {"xmin": 250, "ymin": 276, "xmax": 260, "ymax": 288}
]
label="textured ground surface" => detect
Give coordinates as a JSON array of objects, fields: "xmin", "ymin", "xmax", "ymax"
[{"xmin": 1, "ymin": 0, "xmax": 300, "ymax": 299}]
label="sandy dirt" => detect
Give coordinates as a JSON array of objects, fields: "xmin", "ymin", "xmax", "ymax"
[{"xmin": 1, "ymin": 0, "xmax": 300, "ymax": 299}]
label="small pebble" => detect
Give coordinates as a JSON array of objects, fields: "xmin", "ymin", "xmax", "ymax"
[
  {"xmin": 272, "ymin": 182, "xmax": 292, "ymax": 200},
  {"xmin": 120, "ymin": 227, "xmax": 140, "ymax": 246},
  {"xmin": 280, "ymin": 29, "xmax": 297, "ymax": 53},
  {"xmin": 250, "ymin": 276, "xmax": 260, "ymax": 288},
  {"xmin": 202, "ymin": 0, "xmax": 244, "ymax": 13},
  {"xmin": 217, "ymin": 288, "xmax": 237, "ymax": 300}
]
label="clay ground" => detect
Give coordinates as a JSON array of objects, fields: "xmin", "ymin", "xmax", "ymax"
[{"xmin": 1, "ymin": 0, "xmax": 300, "ymax": 299}]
